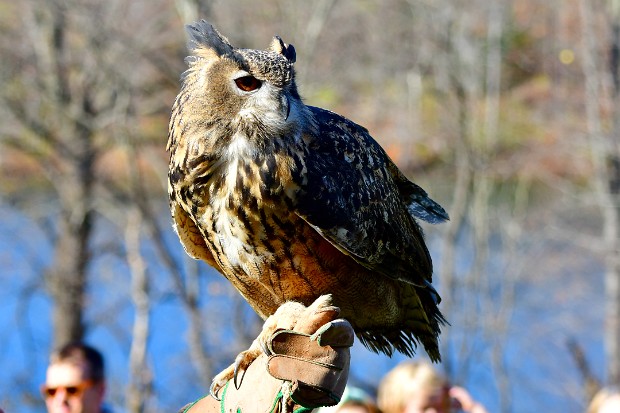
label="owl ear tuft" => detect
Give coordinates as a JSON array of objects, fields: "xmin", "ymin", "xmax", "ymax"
[
  {"xmin": 270, "ymin": 36, "xmax": 296, "ymax": 63},
  {"xmin": 186, "ymin": 20, "xmax": 234, "ymax": 56}
]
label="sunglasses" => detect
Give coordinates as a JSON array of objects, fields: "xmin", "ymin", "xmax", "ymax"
[{"xmin": 41, "ymin": 380, "xmax": 94, "ymax": 399}]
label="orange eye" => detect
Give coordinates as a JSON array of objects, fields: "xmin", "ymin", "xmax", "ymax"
[{"xmin": 234, "ymin": 76, "xmax": 262, "ymax": 92}]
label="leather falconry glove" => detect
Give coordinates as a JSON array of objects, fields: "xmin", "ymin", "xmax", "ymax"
[{"xmin": 179, "ymin": 295, "xmax": 354, "ymax": 413}]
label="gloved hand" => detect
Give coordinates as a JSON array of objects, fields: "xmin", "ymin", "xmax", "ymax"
[{"xmin": 179, "ymin": 295, "xmax": 354, "ymax": 413}]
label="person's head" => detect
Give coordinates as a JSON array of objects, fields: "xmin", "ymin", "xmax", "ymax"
[
  {"xmin": 377, "ymin": 360, "xmax": 455, "ymax": 413},
  {"xmin": 41, "ymin": 342, "xmax": 106, "ymax": 413},
  {"xmin": 587, "ymin": 387, "xmax": 620, "ymax": 413}
]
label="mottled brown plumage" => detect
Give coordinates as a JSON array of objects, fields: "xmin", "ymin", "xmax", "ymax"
[{"xmin": 167, "ymin": 21, "xmax": 449, "ymax": 385}]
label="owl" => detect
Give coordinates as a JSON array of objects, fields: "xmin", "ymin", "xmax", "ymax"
[{"xmin": 167, "ymin": 20, "xmax": 449, "ymax": 393}]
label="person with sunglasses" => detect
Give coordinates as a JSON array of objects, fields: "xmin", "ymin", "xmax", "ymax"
[{"xmin": 41, "ymin": 342, "xmax": 107, "ymax": 413}]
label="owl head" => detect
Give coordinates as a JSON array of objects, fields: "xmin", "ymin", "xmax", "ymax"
[{"xmin": 178, "ymin": 20, "xmax": 304, "ymax": 137}]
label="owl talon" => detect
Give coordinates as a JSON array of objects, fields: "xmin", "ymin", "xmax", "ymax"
[
  {"xmin": 260, "ymin": 336, "xmax": 272, "ymax": 356},
  {"xmin": 232, "ymin": 348, "xmax": 260, "ymax": 389},
  {"xmin": 233, "ymin": 359, "xmax": 245, "ymax": 390},
  {"xmin": 209, "ymin": 379, "xmax": 224, "ymax": 401}
]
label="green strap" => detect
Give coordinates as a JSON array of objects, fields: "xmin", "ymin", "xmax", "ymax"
[
  {"xmin": 266, "ymin": 389, "xmax": 314, "ymax": 413},
  {"xmin": 181, "ymin": 395, "xmax": 207, "ymax": 413},
  {"xmin": 219, "ymin": 381, "xmax": 232, "ymax": 413},
  {"xmin": 217, "ymin": 380, "xmax": 316, "ymax": 413},
  {"xmin": 268, "ymin": 389, "xmax": 284, "ymax": 413}
]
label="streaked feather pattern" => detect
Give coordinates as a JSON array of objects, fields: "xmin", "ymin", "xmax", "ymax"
[{"xmin": 168, "ymin": 20, "xmax": 449, "ymax": 361}]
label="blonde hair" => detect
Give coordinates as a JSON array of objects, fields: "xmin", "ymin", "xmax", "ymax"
[
  {"xmin": 377, "ymin": 360, "xmax": 446, "ymax": 413},
  {"xmin": 587, "ymin": 387, "xmax": 620, "ymax": 413}
]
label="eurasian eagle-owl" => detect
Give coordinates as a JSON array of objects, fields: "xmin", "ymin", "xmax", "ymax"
[{"xmin": 167, "ymin": 20, "xmax": 449, "ymax": 388}]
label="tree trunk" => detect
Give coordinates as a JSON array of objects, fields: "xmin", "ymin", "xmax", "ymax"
[
  {"xmin": 608, "ymin": 0, "xmax": 620, "ymax": 387},
  {"xmin": 579, "ymin": 0, "xmax": 620, "ymax": 387},
  {"xmin": 126, "ymin": 208, "xmax": 153, "ymax": 413},
  {"xmin": 29, "ymin": 0, "xmax": 99, "ymax": 349},
  {"xmin": 47, "ymin": 216, "xmax": 90, "ymax": 348}
]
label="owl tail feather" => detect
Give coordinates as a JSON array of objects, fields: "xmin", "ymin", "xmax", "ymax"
[{"xmin": 356, "ymin": 284, "xmax": 446, "ymax": 362}]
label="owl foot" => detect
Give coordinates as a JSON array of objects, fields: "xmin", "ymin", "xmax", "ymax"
[
  {"xmin": 209, "ymin": 345, "xmax": 262, "ymax": 399},
  {"xmin": 209, "ymin": 294, "xmax": 338, "ymax": 399}
]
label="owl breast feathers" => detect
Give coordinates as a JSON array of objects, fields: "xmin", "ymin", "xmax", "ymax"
[{"xmin": 167, "ymin": 20, "xmax": 449, "ymax": 360}]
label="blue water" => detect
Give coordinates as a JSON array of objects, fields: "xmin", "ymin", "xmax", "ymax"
[{"xmin": 0, "ymin": 203, "xmax": 606, "ymax": 413}]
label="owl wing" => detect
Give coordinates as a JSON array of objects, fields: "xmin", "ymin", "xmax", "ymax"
[
  {"xmin": 171, "ymin": 202, "xmax": 223, "ymax": 271},
  {"xmin": 295, "ymin": 107, "xmax": 448, "ymax": 288}
]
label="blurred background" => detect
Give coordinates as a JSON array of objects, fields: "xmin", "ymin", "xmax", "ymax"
[{"xmin": 0, "ymin": 0, "xmax": 616, "ymax": 412}]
